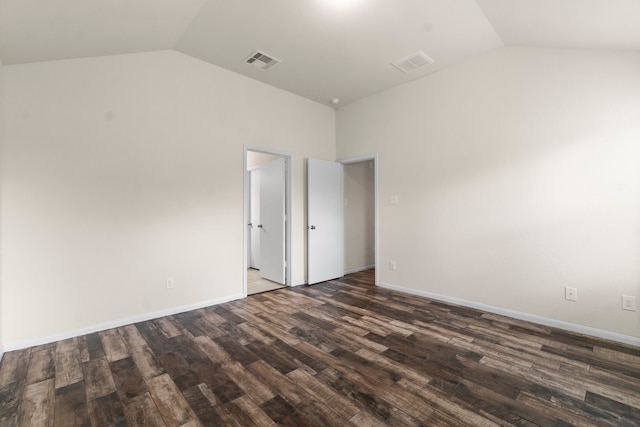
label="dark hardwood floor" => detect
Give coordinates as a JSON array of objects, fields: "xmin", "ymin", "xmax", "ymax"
[{"xmin": 1, "ymin": 269, "xmax": 639, "ymax": 426}]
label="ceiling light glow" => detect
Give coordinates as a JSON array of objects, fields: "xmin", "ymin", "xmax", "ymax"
[{"xmin": 324, "ymin": 0, "xmax": 363, "ymax": 10}]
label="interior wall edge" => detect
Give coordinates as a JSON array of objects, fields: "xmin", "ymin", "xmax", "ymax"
[
  {"xmin": 378, "ymin": 281, "xmax": 640, "ymax": 347},
  {"xmin": 0, "ymin": 56, "xmax": 4, "ymax": 360},
  {"xmin": 2, "ymin": 293, "xmax": 243, "ymax": 353}
]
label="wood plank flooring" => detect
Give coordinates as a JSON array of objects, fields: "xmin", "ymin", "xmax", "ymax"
[{"xmin": 1, "ymin": 269, "xmax": 639, "ymax": 426}]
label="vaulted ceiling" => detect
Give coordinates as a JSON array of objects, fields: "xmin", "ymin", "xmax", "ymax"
[{"xmin": 1, "ymin": 0, "xmax": 638, "ymax": 106}]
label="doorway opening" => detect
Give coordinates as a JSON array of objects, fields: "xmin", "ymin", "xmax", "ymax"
[
  {"xmin": 244, "ymin": 146, "xmax": 293, "ymax": 296},
  {"xmin": 340, "ymin": 154, "xmax": 378, "ymax": 286}
]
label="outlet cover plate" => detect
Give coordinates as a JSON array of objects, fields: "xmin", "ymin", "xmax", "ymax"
[
  {"xmin": 622, "ymin": 295, "xmax": 637, "ymax": 311},
  {"xmin": 565, "ymin": 286, "xmax": 578, "ymax": 302}
]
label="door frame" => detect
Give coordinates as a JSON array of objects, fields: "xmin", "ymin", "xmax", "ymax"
[
  {"xmin": 338, "ymin": 153, "xmax": 379, "ymax": 286},
  {"xmin": 243, "ymin": 145, "xmax": 293, "ymax": 297}
]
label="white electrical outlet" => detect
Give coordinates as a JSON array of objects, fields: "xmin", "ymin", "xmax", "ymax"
[
  {"xmin": 565, "ymin": 286, "xmax": 577, "ymax": 302},
  {"xmin": 166, "ymin": 277, "xmax": 175, "ymax": 289},
  {"xmin": 621, "ymin": 295, "xmax": 637, "ymax": 311},
  {"xmin": 389, "ymin": 195, "xmax": 398, "ymax": 205},
  {"xmin": 389, "ymin": 260, "xmax": 397, "ymax": 271}
]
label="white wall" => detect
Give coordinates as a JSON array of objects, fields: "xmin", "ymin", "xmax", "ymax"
[
  {"xmin": 344, "ymin": 161, "xmax": 375, "ymax": 272},
  {"xmin": 0, "ymin": 55, "xmax": 4, "ymax": 359},
  {"xmin": 337, "ymin": 47, "xmax": 640, "ymax": 340},
  {"xmin": 1, "ymin": 50, "xmax": 335, "ymax": 346}
]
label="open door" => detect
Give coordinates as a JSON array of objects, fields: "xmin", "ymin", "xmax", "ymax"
[
  {"xmin": 307, "ymin": 158, "xmax": 344, "ymax": 284},
  {"xmin": 259, "ymin": 157, "xmax": 286, "ymax": 284},
  {"xmin": 249, "ymin": 169, "xmax": 261, "ymax": 269}
]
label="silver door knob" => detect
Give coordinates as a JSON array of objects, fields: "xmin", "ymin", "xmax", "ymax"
[
  {"xmin": 257, "ymin": 224, "xmax": 263, "ymax": 228},
  {"xmin": 309, "ymin": 225, "xmax": 316, "ymax": 230}
]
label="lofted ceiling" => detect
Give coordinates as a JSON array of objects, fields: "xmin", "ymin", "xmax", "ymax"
[{"xmin": 1, "ymin": 0, "xmax": 638, "ymax": 106}]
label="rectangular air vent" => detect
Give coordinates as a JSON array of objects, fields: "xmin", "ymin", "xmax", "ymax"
[
  {"xmin": 244, "ymin": 50, "xmax": 281, "ymax": 71},
  {"xmin": 391, "ymin": 51, "xmax": 434, "ymax": 74}
]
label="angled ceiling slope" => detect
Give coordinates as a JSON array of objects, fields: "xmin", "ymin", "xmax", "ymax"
[
  {"xmin": 476, "ymin": 0, "xmax": 640, "ymax": 51},
  {"xmin": 0, "ymin": 0, "xmax": 207, "ymax": 64},
  {"xmin": 1, "ymin": 0, "xmax": 638, "ymax": 106}
]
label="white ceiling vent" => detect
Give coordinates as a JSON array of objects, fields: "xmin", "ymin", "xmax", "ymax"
[
  {"xmin": 244, "ymin": 50, "xmax": 281, "ymax": 71},
  {"xmin": 391, "ymin": 51, "xmax": 434, "ymax": 74}
]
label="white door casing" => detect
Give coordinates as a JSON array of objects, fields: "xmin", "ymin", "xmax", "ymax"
[
  {"xmin": 307, "ymin": 158, "xmax": 344, "ymax": 284},
  {"xmin": 260, "ymin": 157, "xmax": 286, "ymax": 284}
]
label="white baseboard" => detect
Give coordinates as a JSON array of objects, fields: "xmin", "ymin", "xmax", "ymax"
[
  {"xmin": 378, "ymin": 281, "xmax": 640, "ymax": 348},
  {"xmin": 3, "ymin": 293, "xmax": 243, "ymax": 353},
  {"xmin": 0, "ymin": 346, "xmax": 4, "ymax": 363},
  {"xmin": 344, "ymin": 264, "xmax": 375, "ymax": 275}
]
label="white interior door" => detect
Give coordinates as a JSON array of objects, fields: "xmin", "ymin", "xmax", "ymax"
[
  {"xmin": 249, "ymin": 169, "xmax": 261, "ymax": 269},
  {"xmin": 307, "ymin": 158, "xmax": 344, "ymax": 284},
  {"xmin": 260, "ymin": 158, "xmax": 286, "ymax": 284}
]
